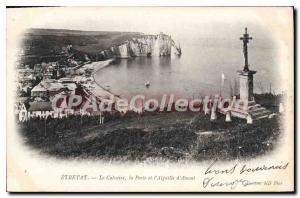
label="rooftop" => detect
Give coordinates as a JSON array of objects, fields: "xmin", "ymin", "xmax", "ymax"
[
  {"xmin": 31, "ymin": 79, "xmax": 77, "ymax": 93},
  {"xmin": 28, "ymin": 101, "xmax": 53, "ymax": 112}
]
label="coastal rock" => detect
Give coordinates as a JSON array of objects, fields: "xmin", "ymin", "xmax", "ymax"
[{"xmin": 104, "ymin": 32, "xmax": 180, "ymax": 58}]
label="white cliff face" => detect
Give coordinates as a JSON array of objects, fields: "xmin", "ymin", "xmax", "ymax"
[
  {"xmin": 152, "ymin": 36, "xmax": 160, "ymax": 56},
  {"xmin": 103, "ymin": 32, "xmax": 179, "ymax": 59},
  {"xmin": 118, "ymin": 43, "xmax": 129, "ymax": 58}
]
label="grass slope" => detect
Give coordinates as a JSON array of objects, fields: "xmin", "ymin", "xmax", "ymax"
[{"xmin": 18, "ymin": 111, "xmax": 281, "ymax": 161}]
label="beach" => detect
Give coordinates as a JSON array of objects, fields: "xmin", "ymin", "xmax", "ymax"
[
  {"xmin": 88, "ymin": 59, "xmax": 122, "ymax": 100},
  {"xmin": 80, "ymin": 59, "xmax": 115, "ymax": 72}
]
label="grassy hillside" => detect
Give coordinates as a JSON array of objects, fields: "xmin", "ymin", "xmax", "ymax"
[{"xmin": 18, "ymin": 111, "xmax": 281, "ymax": 161}]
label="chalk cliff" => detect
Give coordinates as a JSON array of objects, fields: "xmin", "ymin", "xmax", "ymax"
[{"xmin": 102, "ymin": 32, "xmax": 180, "ymax": 59}]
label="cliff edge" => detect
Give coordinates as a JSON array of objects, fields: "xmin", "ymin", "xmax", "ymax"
[{"xmin": 102, "ymin": 32, "xmax": 181, "ymax": 59}]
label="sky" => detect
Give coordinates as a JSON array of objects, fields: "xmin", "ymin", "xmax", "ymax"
[
  {"xmin": 6, "ymin": 7, "xmax": 294, "ymax": 93},
  {"xmin": 7, "ymin": 7, "xmax": 291, "ymax": 47}
]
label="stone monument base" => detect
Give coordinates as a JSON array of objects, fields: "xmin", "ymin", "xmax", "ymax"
[{"xmin": 230, "ymin": 100, "xmax": 271, "ymax": 124}]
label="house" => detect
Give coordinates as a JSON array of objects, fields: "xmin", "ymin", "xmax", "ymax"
[
  {"xmin": 31, "ymin": 79, "xmax": 77, "ymax": 97},
  {"xmin": 18, "ymin": 68, "xmax": 34, "ymax": 76},
  {"xmin": 58, "ymin": 77, "xmax": 74, "ymax": 83},
  {"xmin": 27, "ymin": 101, "xmax": 58, "ymax": 119},
  {"xmin": 17, "ymin": 100, "xmax": 55, "ymax": 122},
  {"xmin": 31, "ymin": 83, "xmax": 48, "ymax": 97},
  {"xmin": 43, "ymin": 71, "xmax": 52, "ymax": 79},
  {"xmin": 17, "ymin": 97, "xmax": 77, "ymax": 121}
]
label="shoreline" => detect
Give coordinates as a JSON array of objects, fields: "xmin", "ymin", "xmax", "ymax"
[
  {"xmin": 91, "ymin": 59, "xmax": 120, "ymax": 97},
  {"xmin": 79, "ymin": 58, "xmax": 121, "ymax": 99},
  {"xmin": 80, "ymin": 58, "xmax": 115, "ymax": 72}
]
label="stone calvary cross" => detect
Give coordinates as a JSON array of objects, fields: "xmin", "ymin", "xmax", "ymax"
[
  {"xmin": 240, "ymin": 27, "xmax": 252, "ymax": 72},
  {"xmin": 233, "ymin": 27, "xmax": 271, "ymax": 124}
]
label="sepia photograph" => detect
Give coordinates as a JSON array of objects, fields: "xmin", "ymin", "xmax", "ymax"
[{"xmin": 6, "ymin": 6, "xmax": 294, "ymax": 192}]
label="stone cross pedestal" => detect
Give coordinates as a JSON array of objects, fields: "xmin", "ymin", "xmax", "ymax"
[{"xmin": 238, "ymin": 70, "xmax": 256, "ymax": 105}]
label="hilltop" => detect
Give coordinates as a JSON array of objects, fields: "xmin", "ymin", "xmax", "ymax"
[{"xmin": 20, "ymin": 28, "xmax": 144, "ymax": 64}]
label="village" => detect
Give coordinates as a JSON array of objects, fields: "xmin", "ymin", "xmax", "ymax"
[
  {"xmin": 14, "ymin": 32, "xmax": 183, "ymax": 123},
  {"xmin": 15, "ymin": 40, "xmax": 119, "ymax": 122},
  {"xmin": 15, "ymin": 28, "xmax": 283, "ymax": 124}
]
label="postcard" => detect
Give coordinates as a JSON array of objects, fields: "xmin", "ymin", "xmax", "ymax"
[{"xmin": 6, "ymin": 7, "xmax": 294, "ymax": 192}]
